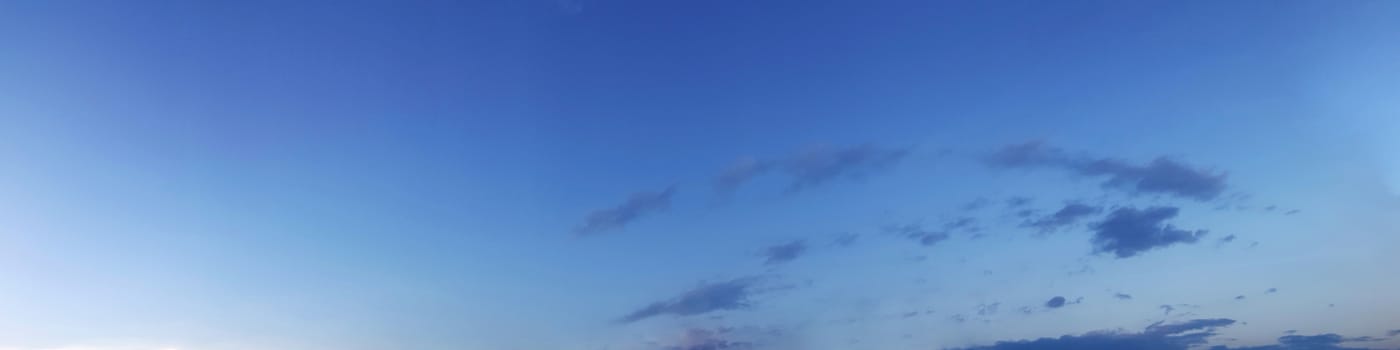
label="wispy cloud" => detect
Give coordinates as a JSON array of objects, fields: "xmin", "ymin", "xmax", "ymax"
[
  {"xmin": 986, "ymin": 141, "xmax": 1227, "ymax": 201},
  {"xmin": 884, "ymin": 223, "xmax": 951, "ymax": 246},
  {"xmin": 760, "ymin": 240, "xmax": 807, "ymax": 265},
  {"xmin": 1024, "ymin": 203, "xmax": 1102, "ymax": 234},
  {"xmin": 618, "ymin": 277, "xmax": 760, "ymax": 323},
  {"xmin": 1090, "ymin": 206, "xmax": 1207, "ymax": 258},
  {"xmin": 713, "ymin": 144, "xmax": 910, "ymax": 195},
  {"xmin": 575, "ymin": 186, "xmax": 677, "ymax": 236},
  {"xmin": 955, "ymin": 318, "xmax": 1237, "ymax": 350}
]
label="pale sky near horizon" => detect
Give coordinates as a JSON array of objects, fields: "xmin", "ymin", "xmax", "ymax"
[{"xmin": 2, "ymin": 1, "xmax": 1399, "ymax": 350}]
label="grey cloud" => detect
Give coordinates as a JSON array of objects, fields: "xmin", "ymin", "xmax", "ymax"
[
  {"xmin": 712, "ymin": 144, "xmax": 910, "ymax": 195},
  {"xmin": 986, "ymin": 141, "xmax": 1227, "ymax": 201},
  {"xmin": 575, "ymin": 186, "xmax": 677, "ymax": 236},
  {"xmin": 978, "ymin": 302, "xmax": 1001, "ymax": 316},
  {"xmin": 1007, "ymin": 196, "xmax": 1034, "ymax": 207},
  {"xmin": 1388, "ymin": 330, "xmax": 1400, "ymax": 337},
  {"xmin": 713, "ymin": 157, "xmax": 774, "ymax": 195},
  {"xmin": 1115, "ymin": 293, "xmax": 1133, "ymax": 300},
  {"xmin": 662, "ymin": 328, "xmax": 754, "ymax": 350},
  {"xmin": 618, "ymin": 278, "xmax": 759, "ymax": 323},
  {"xmin": 1045, "ymin": 296, "xmax": 1067, "ymax": 308},
  {"xmin": 833, "ymin": 233, "xmax": 860, "ymax": 247},
  {"xmin": 964, "ymin": 198, "xmax": 992, "ymax": 211},
  {"xmin": 1090, "ymin": 206, "xmax": 1207, "ymax": 258},
  {"xmin": 1235, "ymin": 295, "xmax": 1247, "ymax": 300},
  {"xmin": 1025, "ymin": 203, "xmax": 1102, "ymax": 233},
  {"xmin": 760, "ymin": 240, "xmax": 806, "ymax": 265},
  {"xmin": 885, "ymin": 223, "xmax": 951, "ymax": 247},
  {"xmin": 1219, "ymin": 333, "xmax": 1382, "ymax": 350},
  {"xmin": 784, "ymin": 144, "xmax": 910, "ymax": 193},
  {"xmin": 955, "ymin": 318, "xmax": 1236, "ymax": 350}
]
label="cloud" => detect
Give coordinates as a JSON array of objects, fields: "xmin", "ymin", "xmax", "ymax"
[
  {"xmin": 955, "ymin": 318, "xmax": 1236, "ymax": 350},
  {"xmin": 714, "ymin": 157, "xmax": 774, "ymax": 195},
  {"xmin": 760, "ymin": 240, "xmax": 806, "ymax": 265},
  {"xmin": 885, "ymin": 223, "xmax": 951, "ymax": 246},
  {"xmin": 958, "ymin": 318, "xmax": 1392, "ymax": 350},
  {"xmin": 1024, "ymin": 203, "xmax": 1102, "ymax": 233},
  {"xmin": 985, "ymin": 141, "xmax": 1227, "ymax": 201},
  {"xmin": 963, "ymin": 198, "xmax": 992, "ymax": 211},
  {"xmin": 1388, "ymin": 330, "xmax": 1400, "ymax": 337},
  {"xmin": 1046, "ymin": 296, "xmax": 1067, "ymax": 308},
  {"xmin": 1007, "ymin": 196, "xmax": 1034, "ymax": 207},
  {"xmin": 978, "ymin": 302, "xmax": 1002, "ymax": 316},
  {"xmin": 1267, "ymin": 288, "xmax": 1278, "ymax": 294},
  {"xmin": 833, "ymin": 233, "xmax": 860, "ymax": 247},
  {"xmin": 1221, "ymin": 333, "xmax": 1383, "ymax": 350},
  {"xmin": 661, "ymin": 328, "xmax": 754, "ymax": 350},
  {"xmin": 618, "ymin": 278, "xmax": 759, "ymax": 323},
  {"xmin": 784, "ymin": 144, "xmax": 910, "ymax": 192},
  {"xmin": 1220, "ymin": 235, "xmax": 1238, "ymax": 244},
  {"xmin": 1090, "ymin": 206, "xmax": 1208, "ymax": 258},
  {"xmin": 1236, "ymin": 295, "xmax": 1247, "ymax": 300},
  {"xmin": 575, "ymin": 186, "xmax": 677, "ymax": 236},
  {"xmin": 1115, "ymin": 293, "xmax": 1133, "ymax": 300},
  {"xmin": 712, "ymin": 144, "xmax": 910, "ymax": 195}
]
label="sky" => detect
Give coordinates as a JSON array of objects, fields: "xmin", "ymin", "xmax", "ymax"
[{"xmin": 1, "ymin": 1, "xmax": 1399, "ymax": 350}]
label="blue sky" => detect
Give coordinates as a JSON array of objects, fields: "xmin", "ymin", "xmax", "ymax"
[{"xmin": 2, "ymin": 1, "xmax": 1399, "ymax": 350}]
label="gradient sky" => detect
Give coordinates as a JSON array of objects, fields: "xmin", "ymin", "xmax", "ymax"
[{"xmin": 2, "ymin": 1, "xmax": 1400, "ymax": 350}]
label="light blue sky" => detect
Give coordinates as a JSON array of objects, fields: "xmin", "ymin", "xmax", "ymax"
[{"xmin": 1, "ymin": 1, "xmax": 1398, "ymax": 350}]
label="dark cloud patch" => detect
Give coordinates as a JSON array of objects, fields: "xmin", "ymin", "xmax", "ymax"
[
  {"xmin": 713, "ymin": 157, "xmax": 774, "ymax": 195},
  {"xmin": 885, "ymin": 223, "xmax": 951, "ymax": 247},
  {"xmin": 944, "ymin": 217, "xmax": 980, "ymax": 234},
  {"xmin": 1286, "ymin": 330, "xmax": 1300, "ymax": 335},
  {"xmin": 985, "ymin": 141, "xmax": 1227, "ymax": 201},
  {"xmin": 1236, "ymin": 295, "xmax": 1247, "ymax": 300},
  {"xmin": 662, "ymin": 328, "xmax": 754, "ymax": 350},
  {"xmin": 1025, "ymin": 203, "xmax": 1102, "ymax": 233},
  {"xmin": 1045, "ymin": 296, "xmax": 1067, "ymax": 308},
  {"xmin": 1160, "ymin": 305, "xmax": 1176, "ymax": 315},
  {"xmin": 760, "ymin": 240, "xmax": 806, "ymax": 265},
  {"xmin": 1285, "ymin": 209, "xmax": 1301, "ymax": 215},
  {"xmin": 714, "ymin": 144, "xmax": 910, "ymax": 195},
  {"xmin": 1145, "ymin": 319, "xmax": 1237, "ymax": 336},
  {"xmin": 1115, "ymin": 293, "xmax": 1133, "ymax": 300},
  {"xmin": 576, "ymin": 187, "xmax": 677, "ymax": 236},
  {"xmin": 1387, "ymin": 330, "xmax": 1400, "ymax": 337},
  {"xmin": 833, "ymin": 233, "xmax": 859, "ymax": 247},
  {"xmin": 1090, "ymin": 207, "xmax": 1207, "ymax": 258},
  {"xmin": 955, "ymin": 318, "xmax": 1236, "ymax": 350},
  {"xmin": 1221, "ymin": 333, "xmax": 1379, "ymax": 350},
  {"xmin": 978, "ymin": 302, "xmax": 1001, "ymax": 316},
  {"xmin": 959, "ymin": 319, "xmax": 1389, "ymax": 350},
  {"xmin": 1267, "ymin": 288, "xmax": 1278, "ymax": 294},
  {"xmin": 1220, "ymin": 235, "xmax": 1237, "ymax": 244},
  {"xmin": 963, "ymin": 198, "xmax": 992, "ymax": 211},
  {"xmin": 1007, "ymin": 196, "xmax": 1034, "ymax": 208},
  {"xmin": 618, "ymin": 278, "xmax": 759, "ymax": 323},
  {"xmin": 784, "ymin": 144, "xmax": 910, "ymax": 193},
  {"xmin": 960, "ymin": 325, "xmax": 1393, "ymax": 350}
]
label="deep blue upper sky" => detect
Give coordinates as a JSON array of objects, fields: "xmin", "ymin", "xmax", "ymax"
[{"xmin": 2, "ymin": 1, "xmax": 1399, "ymax": 350}]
